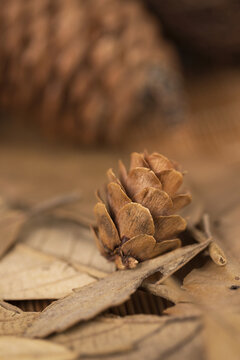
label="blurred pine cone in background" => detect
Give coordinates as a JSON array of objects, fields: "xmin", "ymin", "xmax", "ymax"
[
  {"xmin": 0, "ymin": 0, "xmax": 184, "ymax": 145},
  {"xmin": 146, "ymin": 0, "xmax": 240, "ymax": 63}
]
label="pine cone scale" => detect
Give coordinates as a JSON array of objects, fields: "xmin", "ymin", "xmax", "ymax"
[
  {"xmin": 94, "ymin": 202, "xmax": 120, "ymax": 251},
  {"xmin": 159, "ymin": 169, "xmax": 183, "ymax": 196},
  {"xmin": 154, "ymin": 215, "xmax": 186, "ymax": 241},
  {"xmin": 133, "ymin": 187, "xmax": 172, "ymax": 217},
  {"xmin": 117, "ymin": 202, "xmax": 155, "ymax": 240}
]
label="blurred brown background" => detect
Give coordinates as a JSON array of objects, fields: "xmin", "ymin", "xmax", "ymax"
[{"xmin": 0, "ymin": 0, "xmax": 240, "ymax": 225}]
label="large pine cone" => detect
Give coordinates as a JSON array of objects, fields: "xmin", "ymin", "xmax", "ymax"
[
  {"xmin": 94, "ymin": 151, "xmax": 191, "ymax": 269},
  {"xmin": 0, "ymin": 0, "xmax": 184, "ymax": 145},
  {"xmin": 146, "ymin": 0, "xmax": 240, "ymax": 62}
]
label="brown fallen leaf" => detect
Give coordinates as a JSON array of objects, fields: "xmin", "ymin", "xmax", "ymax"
[
  {"xmin": 52, "ymin": 315, "xmax": 161, "ymax": 356},
  {"xmin": 0, "ymin": 336, "xmax": 76, "ymax": 360},
  {"xmin": 182, "ymin": 260, "xmax": 240, "ymax": 360},
  {"xmin": 0, "ymin": 244, "xmax": 96, "ymax": 300},
  {"xmin": 28, "ymin": 192, "xmax": 82, "ymax": 217},
  {"xmin": 25, "ymin": 241, "xmax": 210, "ymax": 338},
  {"xmin": 164, "ymin": 302, "xmax": 202, "ymax": 317},
  {"xmin": 202, "ymin": 214, "xmax": 227, "ymax": 266},
  {"xmin": 22, "ymin": 218, "xmax": 115, "ymax": 273},
  {"xmin": 51, "ymin": 314, "xmax": 203, "ymax": 359},
  {"xmin": 214, "ymin": 203, "xmax": 240, "ymax": 263},
  {"xmin": 0, "ymin": 301, "xmax": 39, "ymax": 336},
  {"xmin": 0, "ymin": 208, "xmax": 26, "ymax": 259},
  {"xmin": 0, "ymin": 193, "xmax": 82, "ymax": 260},
  {"xmin": 204, "ymin": 314, "xmax": 240, "ymax": 360},
  {"xmin": 143, "ymin": 276, "xmax": 190, "ymax": 304},
  {"xmin": 183, "ymin": 261, "xmax": 240, "ymax": 311},
  {"xmin": 164, "ymin": 256, "xmax": 240, "ymax": 360}
]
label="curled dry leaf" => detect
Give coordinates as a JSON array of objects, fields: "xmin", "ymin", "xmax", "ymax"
[
  {"xmin": 208, "ymin": 242, "xmax": 227, "ymax": 267},
  {"xmin": 25, "ymin": 241, "xmax": 210, "ymax": 338},
  {"xmin": 0, "ymin": 336, "xmax": 76, "ymax": 360},
  {"xmin": 0, "ymin": 244, "xmax": 96, "ymax": 300},
  {"xmin": 214, "ymin": 203, "xmax": 240, "ymax": 263},
  {"xmin": 0, "ymin": 301, "xmax": 39, "ymax": 336},
  {"xmin": 51, "ymin": 314, "xmax": 202, "ymax": 359},
  {"xmin": 94, "ymin": 151, "xmax": 191, "ymax": 269},
  {"xmin": 189, "ymin": 218, "xmax": 227, "ymax": 267},
  {"xmin": 202, "ymin": 214, "xmax": 227, "ymax": 266}
]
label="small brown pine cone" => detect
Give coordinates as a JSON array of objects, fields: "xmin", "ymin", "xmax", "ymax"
[
  {"xmin": 94, "ymin": 151, "xmax": 192, "ymax": 269},
  {"xmin": 0, "ymin": 0, "xmax": 184, "ymax": 145}
]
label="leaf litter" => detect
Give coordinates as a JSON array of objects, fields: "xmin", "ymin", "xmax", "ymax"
[
  {"xmin": 0, "ymin": 184, "xmax": 239, "ymax": 359},
  {"xmin": 25, "ymin": 241, "xmax": 210, "ymax": 338}
]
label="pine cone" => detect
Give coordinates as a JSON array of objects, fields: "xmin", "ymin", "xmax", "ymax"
[
  {"xmin": 94, "ymin": 151, "xmax": 191, "ymax": 269},
  {"xmin": 146, "ymin": 0, "xmax": 240, "ymax": 62},
  {"xmin": 0, "ymin": 0, "xmax": 184, "ymax": 145}
]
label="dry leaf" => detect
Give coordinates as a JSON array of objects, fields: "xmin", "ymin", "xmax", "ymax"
[
  {"xmin": 164, "ymin": 303, "xmax": 202, "ymax": 317},
  {"xmin": 204, "ymin": 314, "xmax": 240, "ymax": 360},
  {"xmin": 51, "ymin": 314, "xmax": 202, "ymax": 359},
  {"xmin": 52, "ymin": 315, "xmax": 162, "ymax": 356},
  {"xmin": 0, "ymin": 336, "xmax": 76, "ymax": 360},
  {"xmin": 168, "ymin": 259, "xmax": 240, "ymax": 360},
  {"xmin": 0, "ymin": 244, "xmax": 96, "ymax": 300},
  {"xmin": 143, "ymin": 277, "xmax": 189, "ymax": 304},
  {"xmin": 188, "ymin": 214, "xmax": 227, "ymax": 266},
  {"xmin": 208, "ymin": 242, "xmax": 227, "ymax": 266},
  {"xmin": 28, "ymin": 192, "xmax": 82, "ymax": 217},
  {"xmin": 214, "ymin": 203, "xmax": 240, "ymax": 263},
  {"xmin": 25, "ymin": 241, "xmax": 210, "ymax": 338},
  {"xmin": 183, "ymin": 261, "xmax": 240, "ymax": 310},
  {"xmin": 22, "ymin": 219, "xmax": 115, "ymax": 273},
  {"xmin": 0, "ymin": 301, "xmax": 38, "ymax": 336},
  {"xmin": 0, "ymin": 193, "xmax": 81, "ymax": 260},
  {"xmin": 0, "ymin": 208, "xmax": 26, "ymax": 259}
]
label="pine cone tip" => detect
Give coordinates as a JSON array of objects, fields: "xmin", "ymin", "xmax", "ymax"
[{"xmin": 94, "ymin": 151, "xmax": 191, "ymax": 269}]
